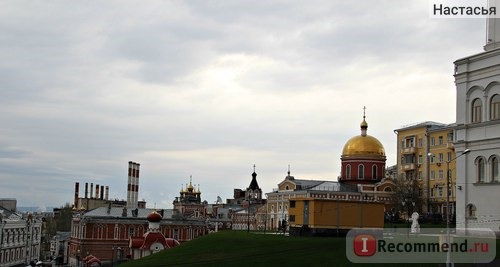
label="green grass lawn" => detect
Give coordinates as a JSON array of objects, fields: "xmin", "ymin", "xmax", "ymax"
[{"xmin": 118, "ymin": 230, "xmax": 499, "ymax": 267}]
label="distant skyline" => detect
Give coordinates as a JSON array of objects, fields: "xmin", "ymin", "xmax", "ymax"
[{"xmin": 0, "ymin": 1, "xmax": 487, "ymax": 209}]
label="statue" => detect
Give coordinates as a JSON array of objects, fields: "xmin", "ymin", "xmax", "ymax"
[{"xmin": 410, "ymin": 212, "xmax": 420, "ymax": 233}]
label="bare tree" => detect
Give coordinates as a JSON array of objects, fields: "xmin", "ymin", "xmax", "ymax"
[{"xmin": 391, "ymin": 178, "xmax": 423, "ymax": 221}]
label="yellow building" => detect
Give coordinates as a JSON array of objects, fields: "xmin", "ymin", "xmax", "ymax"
[
  {"xmin": 288, "ymin": 198, "xmax": 385, "ymax": 236},
  {"xmin": 394, "ymin": 122, "xmax": 457, "ymax": 216}
]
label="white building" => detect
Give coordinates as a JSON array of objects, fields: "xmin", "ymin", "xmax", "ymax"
[
  {"xmin": 0, "ymin": 206, "xmax": 42, "ymax": 267},
  {"xmin": 454, "ymin": 16, "xmax": 500, "ymax": 235}
]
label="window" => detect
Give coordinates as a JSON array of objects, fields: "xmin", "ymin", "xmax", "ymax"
[
  {"xmin": 405, "ymin": 137, "xmax": 414, "ymax": 148},
  {"xmin": 430, "ymin": 170, "xmax": 435, "ymax": 180},
  {"xmin": 430, "ymin": 188, "xmax": 435, "ymax": 197},
  {"xmin": 431, "ymin": 137, "xmax": 435, "ymax": 146},
  {"xmin": 418, "ymin": 171, "xmax": 422, "ymax": 180},
  {"xmin": 438, "ymin": 136, "xmax": 443, "ymax": 145},
  {"xmin": 439, "ymin": 153, "xmax": 444, "ymax": 163},
  {"xmin": 289, "ymin": 215, "xmax": 295, "ymax": 222},
  {"xmin": 430, "ymin": 155, "xmax": 435, "ymax": 164},
  {"xmin": 114, "ymin": 224, "xmax": 119, "ymax": 239},
  {"xmin": 401, "ymin": 140, "xmax": 405, "ymax": 148},
  {"xmin": 346, "ymin": 164, "xmax": 351, "ymax": 179},
  {"xmin": 472, "ymin": 98, "xmax": 482, "ymax": 123},
  {"xmin": 358, "ymin": 165, "xmax": 364, "ymax": 179},
  {"xmin": 447, "ymin": 132, "xmax": 453, "ymax": 142},
  {"xmin": 447, "ymin": 152, "xmax": 452, "ymax": 162},
  {"xmin": 439, "ymin": 170, "xmax": 443, "ymax": 180},
  {"xmin": 128, "ymin": 227, "xmax": 135, "ymax": 237},
  {"xmin": 491, "ymin": 156, "xmax": 499, "ymax": 182},
  {"xmin": 418, "ymin": 155, "xmax": 422, "ymax": 164},
  {"xmin": 290, "ymin": 201, "xmax": 296, "ymax": 208},
  {"xmin": 466, "ymin": 204, "xmax": 476, "ymax": 218},
  {"xmin": 418, "ymin": 138, "xmax": 423, "ymax": 148},
  {"xmin": 477, "ymin": 157, "xmax": 485, "ymax": 182},
  {"xmin": 438, "ymin": 187, "xmax": 443, "ymax": 196},
  {"xmin": 372, "ymin": 165, "xmax": 377, "ymax": 180},
  {"xmin": 491, "ymin": 94, "xmax": 500, "ymax": 120}
]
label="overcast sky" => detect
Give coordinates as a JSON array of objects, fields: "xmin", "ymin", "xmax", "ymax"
[{"xmin": 0, "ymin": 1, "xmax": 487, "ymax": 209}]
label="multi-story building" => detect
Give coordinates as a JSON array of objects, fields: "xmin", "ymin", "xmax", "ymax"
[
  {"xmin": 0, "ymin": 203, "xmax": 42, "ymax": 267},
  {"xmin": 68, "ymin": 207, "xmax": 207, "ymax": 266},
  {"xmin": 454, "ymin": 16, "xmax": 500, "ymax": 235},
  {"xmin": 394, "ymin": 122, "xmax": 457, "ymax": 216}
]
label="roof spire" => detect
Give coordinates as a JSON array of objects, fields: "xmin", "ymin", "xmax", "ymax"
[
  {"xmin": 253, "ymin": 164, "xmax": 256, "ymax": 173},
  {"xmin": 360, "ymin": 106, "xmax": 368, "ymax": 136},
  {"xmin": 287, "ymin": 164, "xmax": 291, "ymax": 176}
]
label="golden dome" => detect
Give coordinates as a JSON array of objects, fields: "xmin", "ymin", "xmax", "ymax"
[
  {"xmin": 342, "ymin": 110, "xmax": 385, "ymax": 158},
  {"xmin": 342, "ymin": 135, "xmax": 385, "ymax": 157}
]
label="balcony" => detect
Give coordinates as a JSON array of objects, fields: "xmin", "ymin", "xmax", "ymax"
[
  {"xmin": 402, "ymin": 163, "xmax": 416, "ymax": 170},
  {"xmin": 401, "ymin": 147, "xmax": 416, "ymax": 154}
]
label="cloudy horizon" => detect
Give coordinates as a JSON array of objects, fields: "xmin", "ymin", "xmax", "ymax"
[{"xmin": 0, "ymin": 1, "xmax": 487, "ymax": 209}]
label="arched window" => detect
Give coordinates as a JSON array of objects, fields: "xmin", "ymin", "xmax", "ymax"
[
  {"xmin": 346, "ymin": 164, "xmax": 351, "ymax": 179},
  {"xmin": 476, "ymin": 157, "xmax": 485, "ymax": 182},
  {"xmin": 372, "ymin": 165, "xmax": 378, "ymax": 180},
  {"xmin": 358, "ymin": 164, "xmax": 364, "ymax": 179},
  {"xmin": 491, "ymin": 94, "xmax": 500, "ymax": 120},
  {"xmin": 491, "ymin": 156, "xmax": 499, "ymax": 182},
  {"xmin": 472, "ymin": 98, "xmax": 482, "ymax": 123},
  {"xmin": 466, "ymin": 204, "xmax": 476, "ymax": 218}
]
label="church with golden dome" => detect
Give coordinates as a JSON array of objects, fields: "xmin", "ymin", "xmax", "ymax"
[{"xmin": 339, "ymin": 110, "xmax": 387, "ymax": 184}]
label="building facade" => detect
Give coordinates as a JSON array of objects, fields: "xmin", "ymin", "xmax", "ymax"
[
  {"xmin": 129, "ymin": 211, "xmax": 180, "ymax": 260},
  {"xmin": 454, "ymin": 16, "xmax": 500, "ymax": 235},
  {"xmin": 0, "ymin": 207, "xmax": 42, "ymax": 267},
  {"xmin": 288, "ymin": 198, "xmax": 385, "ymax": 236},
  {"xmin": 68, "ymin": 207, "xmax": 207, "ymax": 266},
  {"xmin": 395, "ymin": 122, "xmax": 458, "ymax": 215}
]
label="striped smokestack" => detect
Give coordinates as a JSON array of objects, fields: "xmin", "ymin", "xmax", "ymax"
[
  {"xmin": 100, "ymin": 185, "xmax": 104, "ymax": 200},
  {"xmin": 127, "ymin": 161, "xmax": 140, "ymax": 209},
  {"xmin": 74, "ymin": 182, "xmax": 79, "ymax": 209},
  {"xmin": 105, "ymin": 186, "xmax": 109, "ymax": 200},
  {"xmin": 96, "ymin": 184, "xmax": 100, "ymax": 200}
]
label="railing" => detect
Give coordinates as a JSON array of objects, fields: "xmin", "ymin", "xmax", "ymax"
[
  {"xmin": 402, "ymin": 163, "xmax": 416, "ymax": 170},
  {"xmin": 401, "ymin": 147, "xmax": 416, "ymax": 154}
]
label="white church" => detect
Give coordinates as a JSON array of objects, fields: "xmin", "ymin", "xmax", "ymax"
[{"xmin": 454, "ymin": 14, "xmax": 500, "ymax": 235}]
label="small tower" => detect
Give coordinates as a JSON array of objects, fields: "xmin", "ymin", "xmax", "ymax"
[{"xmin": 246, "ymin": 164, "xmax": 262, "ymax": 201}]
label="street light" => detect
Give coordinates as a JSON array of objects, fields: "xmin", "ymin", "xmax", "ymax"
[{"xmin": 445, "ymin": 148, "xmax": 470, "ymax": 267}]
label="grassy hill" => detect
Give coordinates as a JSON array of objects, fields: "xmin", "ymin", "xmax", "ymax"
[{"xmin": 118, "ymin": 231, "xmax": 499, "ymax": 267}]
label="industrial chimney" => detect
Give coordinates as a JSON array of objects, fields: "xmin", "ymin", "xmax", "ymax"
[
  {"xmin": 127, "ymin": 161, "xmax": 140, "ymax": 209},
  {"xmin": 74, "ymin": 182, "xmax": 79, "ymax": 209}
]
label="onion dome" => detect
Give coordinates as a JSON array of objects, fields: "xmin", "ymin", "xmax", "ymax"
[
  {"xmin": 342, "ymin": 113, "xmax": 385, "ymax": 159},
  {"xmin": 147, "ymin": 211, "xmax": 162, "ymax": 222}
]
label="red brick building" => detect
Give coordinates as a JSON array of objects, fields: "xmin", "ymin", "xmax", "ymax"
[
  {"xmin": 129, "ymin": 210, "xmax": 180, "ymax": 260},
  {"xmin": 68, "ymin": 207, "xmax": 206, "ymax": 266}
]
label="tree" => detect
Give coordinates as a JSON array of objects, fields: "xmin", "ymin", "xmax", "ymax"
[
  {"xmin": 54, "ymin": 203, "xmax": 74, "ymax": 232},
  {"xmin": 391, "ymin": 178, "xmax": 423, "ymax": 221}
]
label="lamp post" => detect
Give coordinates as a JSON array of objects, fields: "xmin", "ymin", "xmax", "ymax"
[
  {"xmin": 445, "ymin": 149, "xmax": 470, "ymax": 267},
  {"xmin": 76, "ymin": 249, "xmax": 80, "ymax": 267},
  {"xmin": 247, "ymin": 200, "xmax": 250, "ymax": 233}
]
